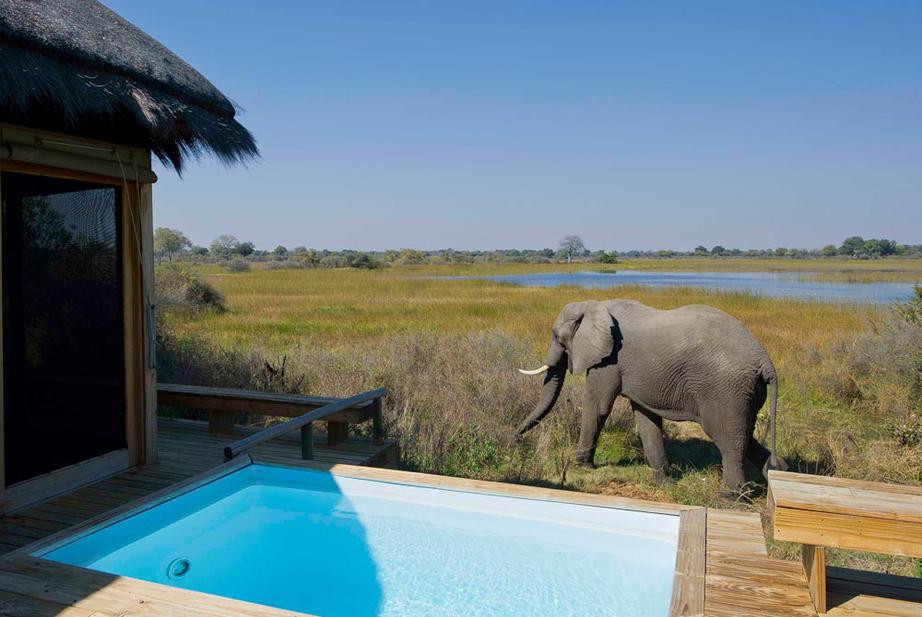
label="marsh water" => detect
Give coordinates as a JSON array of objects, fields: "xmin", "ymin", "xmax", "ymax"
[{"xmin": 443, "ymin": 271, "xmax": 917, "ymax": 303}]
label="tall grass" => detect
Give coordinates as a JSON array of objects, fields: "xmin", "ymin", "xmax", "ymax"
[{"xmin": 158, "ymin": 328, "xmax": 587, "ymax": 481}]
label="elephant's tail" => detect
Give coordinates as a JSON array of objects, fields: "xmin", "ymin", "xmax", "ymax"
[{"xmin": 761, "ymin": 362, "xmax": 780, "ymax": 469}]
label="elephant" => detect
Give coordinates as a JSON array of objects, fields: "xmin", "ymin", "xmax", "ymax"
[{"xmin": 517, "ymin": 299, "xmax": 786, "ymax": 492}]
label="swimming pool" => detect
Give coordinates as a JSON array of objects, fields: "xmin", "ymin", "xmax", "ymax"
[{"xmin": 37, "ymin": 461, "xmax": 684, "ymax": 616}]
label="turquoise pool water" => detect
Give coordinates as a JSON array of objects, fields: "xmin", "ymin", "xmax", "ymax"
[{"xmin": 42, "ymin": 464, "xmax": 680, "ymax": 616}]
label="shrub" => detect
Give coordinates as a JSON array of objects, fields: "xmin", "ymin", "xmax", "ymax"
[
  {"xmin": 348, "ymin": 253, "xmax": 383, "ymax": 269},
  {"xmin": 264, "ymin": 260, "xmax": 304, "ymax": 270},
  {"xmin": 155, "ymin": 264, "xmax": 225, "ymax": 313},
  {"xmin": 225, "ymin": 258, "xmax": 251, "ymax": 273}
]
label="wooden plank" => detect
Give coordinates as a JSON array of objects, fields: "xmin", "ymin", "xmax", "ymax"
[
  {"xmin": 705, "ymin": 507, "xmax": 817, "ymax": 617},
  {"xmin": 223, "ymin": 388, "xmax": 388, "ymax": 460},
  {"xmin": 0, "ymin": 589, "xmax": 115, "ymax": 617},
  {"xmin": 0, "ymin": 162, "xmax": 5, "ymax": 501},
  {"xmin": 0, "ymin": 556, "xmax": 309, "ymax": 617},
  {"xmin": 157, "ymin": 383, "xmax": 376, "ymax": 423},
  {"xmin": 827, "ymin": 594, "xmax": 922, "ymax": 617},
  {"xmin": 802, "ymin": 545, "xmax": 826, "ymax": 613},
  {"xmin": 0, "ymin": 124, "xmax": 156, "ymax": 184},
  {"xmin": 670, "ymin": 508, "xmax": 706, "ymax": 617},
  {"xmin": 139, "ymin": 182, "xmax": 157, "ymax": 465},
  {"xmin": 773, "ymin": 504, "xmax": 922, "ymax": 558},
  {"xmin": 705, "ymin": 510, "xmax": 767, "ymax": 557},
  {"xmin": 770, "ymin": 470, "xmax": 922, "ymax": 498},
  {"xmin": 0, "ymin": 159, "xmax": 128, "ymax": 187},
  {"xmin": 14, "ymin": 456, "xmax": 252, "ymax": 558},
  {"xmin": 0, "ymin": 450, "xmax": 130, "ymax": 516},
  {"xmin": 122, "ymin": 181, "xmax": 143, "ymax": 468},
  {"xmin": 705, "ymin": 553, "xmax": 818, "ymax": 616},
  {"xmin": 769, "ymin": 471, "xmax": 922, "ymax": 523}
]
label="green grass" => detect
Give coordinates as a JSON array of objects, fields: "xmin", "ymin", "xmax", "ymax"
[{"xmin": 159, "ymin": 262, "xmax": 922, "ymax": 576}]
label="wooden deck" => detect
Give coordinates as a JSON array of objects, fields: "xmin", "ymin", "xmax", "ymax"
[
  {"xmin": 0, "ymin": 427, "xmax": 832, "ymax": 616},
  {"xmin": 0, "ymin": 418, "xmax": 397, "ymax": 556},
  {"xmin": 705, "ymin": 509, "xmax": 817, "ymax": 617}
]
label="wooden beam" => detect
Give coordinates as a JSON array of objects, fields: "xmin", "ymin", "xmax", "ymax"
[
  {"xmin": 157, "ymin": 383, "xmax": 376, "ymax": 423},
  {"xmin": 122, "ymin": 182, "xmax": 143, "ymax": 468},
  {"xmin": 0, "ymin": 162, "xmax": 5, "ymax": 500},
  {"xmin": 139, "ymin": 183, "xmax": 157, "ymax": 464},
  {"xmin": 802, "ymin": 545, "xmax": 827, "ymax": 613},
  {"xmin": 669, "ymin": 508, "xmax": 706, "ymax": 617},
  {"xmin": 0, "ymin": 124, "xmax": 156, "ymax": 184},
  {"xmin": 223, "ymin": 388, "xmax": 387, "ymax": 460}
]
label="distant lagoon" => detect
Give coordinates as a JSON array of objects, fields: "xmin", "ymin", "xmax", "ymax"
[{"xmin": 438, "ymin": 271, "xmax": 918, "ymax": 304}]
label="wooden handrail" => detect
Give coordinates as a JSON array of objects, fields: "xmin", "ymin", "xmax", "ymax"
[
  {"xmin": 222, "ymin": 388, "xmax": 388, "ymax": 461},
  {"xmin": 157, "ymin": 382, "xmax": 385, "ymax": 447},
  {"xmin": 157, "ymin": 383, "xmax": 376, "ymax": 420}
]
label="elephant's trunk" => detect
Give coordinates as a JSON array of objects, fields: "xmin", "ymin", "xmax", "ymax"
[{"xmin": 517, "ymin": 361, "xmax": 567, "ymax": 434}]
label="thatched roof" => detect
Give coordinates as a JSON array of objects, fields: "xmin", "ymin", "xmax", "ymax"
[{"xmin": 0, "ymin": 0, "xmax": 257, "ymax": 172}]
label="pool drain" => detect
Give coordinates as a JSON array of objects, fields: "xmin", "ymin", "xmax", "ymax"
[{"xmin": 167, "ymin": 558, "xmax": 191, "ymax": 579}]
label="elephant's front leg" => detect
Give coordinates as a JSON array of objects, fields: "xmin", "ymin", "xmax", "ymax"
[
  {"xmin": 575, "ymin": 364, "xmax": 621, "ymax": 466},
  {"xmin": 632, "ymin": 403, "xmax": 670, "ymax": 483}
]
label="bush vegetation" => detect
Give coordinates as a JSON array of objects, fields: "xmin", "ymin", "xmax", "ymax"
[
  {"xmin": 224, "ymin": 258, "xmax": 251, "ymax": 273},
  {"xmin": 154, "ymin": 264, "xmax": 225, "ymax": 313},
  {"xmin": 154, "ymin": 226, "xmax": 922, "ymax": 267}
]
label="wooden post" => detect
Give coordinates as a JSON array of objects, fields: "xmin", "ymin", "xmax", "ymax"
[
  {"xmin": 0, "ymin": 160, "xmax": 5, "ymax": 500},
  {"xmin": 372, "ymin": 397, "xmax": 384, "ymax": 445},
  {"xmin": 327, "ymin": 421, "xmax": 348, "ymax": 446},
  {"xmin": 802, "ymin": 544, "xmax": 827, "ymax": 613},
  {"xmin": 139, "ymin": 182, "xmax": 157, "ymax": 465},
  {"xmin": 301, "ymin": 423, "xmax": 314, "ymax": 460},
  {"xmin": 208, "ymin": 410, "xmax": 236, "ymax": 435}
]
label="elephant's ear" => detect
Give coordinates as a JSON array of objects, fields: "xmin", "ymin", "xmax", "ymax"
[{"xmin": 571, "ymin": 301, "xmax": 615, "ymax": 374}]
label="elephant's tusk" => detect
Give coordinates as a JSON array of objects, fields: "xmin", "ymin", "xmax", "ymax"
[{"xmin": 518, "ymin": 365, "xmax": 550, "ymax": 376}]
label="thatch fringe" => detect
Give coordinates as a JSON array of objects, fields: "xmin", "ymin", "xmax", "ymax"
[{"xmin": 0, "ymin": 43, "xmax": 258, "ymax": 173}]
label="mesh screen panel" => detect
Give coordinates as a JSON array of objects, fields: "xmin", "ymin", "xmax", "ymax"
[{"xmin": 2, "ymin": 172, "xmax": 126, "ymax": 486}]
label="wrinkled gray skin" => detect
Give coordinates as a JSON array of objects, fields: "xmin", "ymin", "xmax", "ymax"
[{"xmin": 519, "ymin": 300, "xmax": 788, "ymax": 492}]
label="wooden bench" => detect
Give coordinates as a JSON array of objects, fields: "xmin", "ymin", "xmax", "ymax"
[
  {"xmin": 769, "ymin": 470, "xmax": 922, "ymax": 615},
  {"xmin": 157, "ymin": 383, "xmax": 384, "ymax": 448}
]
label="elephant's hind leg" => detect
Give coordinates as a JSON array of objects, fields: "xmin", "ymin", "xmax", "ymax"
[
  {"xmin": 701, "ymin": 406, "xmax": 750, "ymax": 493},
  {"xmin": 746, "ymin": 438, "xmax": 772, "ymax": 474},
  {"xmin": 631, "ymin": 403, "xmax": 670, "ymax": 483}
]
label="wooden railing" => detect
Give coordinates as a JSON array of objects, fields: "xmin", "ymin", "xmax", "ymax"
[
  {"xmin": 156, "ymin": 383, "xmax": 387, "ymax": 459},
  {"xmin": 221, "ymin": 388, "xmax": 387, "ymax": 461}
]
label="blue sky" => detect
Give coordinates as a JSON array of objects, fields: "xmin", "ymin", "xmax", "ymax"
[{"xmin": 106, "ymin": 1, "xmax": 922, "ymax": 251}]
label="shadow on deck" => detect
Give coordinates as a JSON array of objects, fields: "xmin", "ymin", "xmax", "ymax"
[{"xmin": 0, "ymin": 418, "xmax": 398, "ymax": 556}]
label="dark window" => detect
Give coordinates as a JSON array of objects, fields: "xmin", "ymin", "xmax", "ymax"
[{"xmin": 2, "ymin": 172, "xmax": 126, "ymax": 486}]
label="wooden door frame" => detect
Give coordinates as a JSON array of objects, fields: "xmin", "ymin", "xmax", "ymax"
[{"xmin": 0, "ymin": 128, "xmax": 156, "ymax": 514}]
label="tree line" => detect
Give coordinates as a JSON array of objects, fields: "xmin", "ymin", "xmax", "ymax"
[{"xmin": 153, "ymin": 228, "xmax": 922, "ymax": 269}]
